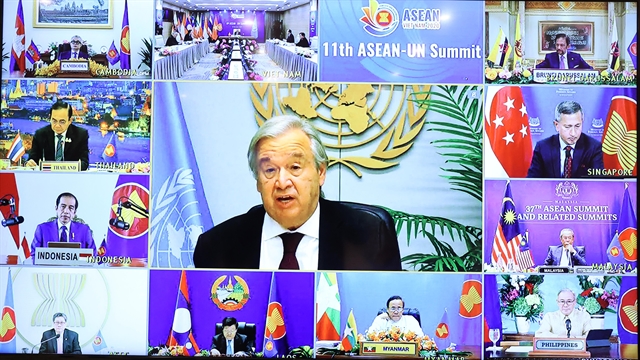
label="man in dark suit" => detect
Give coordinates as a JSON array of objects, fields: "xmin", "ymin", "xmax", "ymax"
[
  {"xmin": 31, "ymin": 192, "xmax": 97, "ymax": 263},
  {"xmin": 39, "ymin": 313, "xmax": 82, "ymax": 354},
  {"xmin": 296, "ymin": 32, "xmax": 310, "ymax": 47},
  {"xmin": 210, "ymin": 317, "xmax": 253, "ymax": 356},
  {"xmin": 286, "ymin": 30, "xmax": 295, "ymax": 43},
  {"xmin": 527, "ymin": 101, "xmax": 603, "ymax": 178},
  {"xmin": 58, "ymin": 35, "xmax": 90, "ymax": 60},
  {"xmin": 536, "ymin": 33, "xmax": 592, "ymax": 69},
  {"xmin": 193, "ymin": 115, "xmax": 401, "ymax": 271},
  {"xmin": 26, "ymin": 100, "xmax": 90, "ymax": 171},
  {"xmin": 544, "ymin": 228, "xmax": 587, "ymax": 266}
]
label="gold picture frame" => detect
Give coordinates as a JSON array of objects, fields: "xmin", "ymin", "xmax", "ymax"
[
  {"xmin": 539, "ymin": 21, "xmax": 594, "ymax": 55},
  {"xmin": 33, "ymin": 0, "xmax": 114, "ymax": 29}
]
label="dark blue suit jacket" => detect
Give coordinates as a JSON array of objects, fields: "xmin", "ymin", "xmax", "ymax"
[
  {"xmin": 527, "ymin": 134, "xmax": 604, "ymax": 178},
  {"xmin": 58, "ymin": 50, "xmax": 89, "ymax": 60},
  {"xmin": 544, "ymin": 245, "xmax": 587, "ymax": 266},
  {"xmin": 39, "ymin": 328, "xmax": 82, "ymax": 354},
  {"xmin": 28, "ymin": 123, "xmax": 90, "ymax": 170},
  {"xmin": 536, "ymin": 51, "xmax": 592, "ymax": 69}
]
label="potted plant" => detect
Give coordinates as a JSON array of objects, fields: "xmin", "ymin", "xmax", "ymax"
[
  {"xmin": 138, "ymin": 38, "xmax": 153, "ymax": 71},
  {"xmin": 2, "ymin": 42, "xmax": 9, "ymax": 72},
  {"xmin": 499, "ymin": 275, "xmax": 545, "ymax": 334},
  {"xmin": 577, "ymin": 276, "xmax": 620, "ymax": 329}
]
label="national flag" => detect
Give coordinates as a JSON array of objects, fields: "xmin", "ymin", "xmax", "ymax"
[
  {"xmin": 107, "ymin": 41, "xmax": 120, "ymax": 65},
  {"xmin": 459, "ymin": 278, "xmax": 482, "ymax": 319},
  {"xmin": 7, "ymin": 132, "xmax": 25, "ymax": 162},
  {"xmin": 251, "ymin": 12, "xmax": 259, "ymax": 39},
  {"xmin": 119, "ymin": 0, "xmax": 131, "ymax": 70},
  {"xmin": 200, "ymin": 14, "xmax": 206, "ymax": 39},
  {"xmin": 101, "ymin": 131, "xmax": 118, "ymax": 163},
  {"xmin": 606, "ymin": 232, "xmax": 625, "ymax": 265},
  {"xmin": 150, "ymin": 82, "xmax": 213, "ymax": 268},
  {"xmin": 106, "ymin": 175, "xmax": 150, "ymax": 262},
  {"xmin": 0, "ymin": 174, "xmax": 21, "ymax": 249},
  {"xmin": 516, "ymin": 230, "xmax": 535, "ymax": 270},
  {"xmin": 167, "ymin": 270, "xmax": 200, "ymax": 356},
  {"xmin": 487, "ymin": 28, "xmax": 511, "ymax": 68},
  {"xmin": 608, "ymin": 3, "xmax": 621, "ymax": 70},
  {"xmin": 601, "ymin": 96, "xmax": 637, "ymax": 176},
  {"xmin": 627, "ymin": 33, "xmax": 637, "ymax": 69},
  {"xmin": 26, "ymin": 40, "xmax": 40, "ymax": 64},
  {"xmin": 483, "ymin": 275, "xmax": 502, "ymax": 345},
  {"xmin": 18, "ymin": 234, "xmax": 30, "ymax": 263},
  {"xmin": 513, "ymin": 13, "xmax": 523, "ymax": 69},
  {"xmin": 617, "ymin": 276, "xmax": 637, "ymax": 345},
  {"xmin": 316, "ymin": 272, "xmax": 340, "ymax": 341},
  {"xmin": 173, "ymin": 11, "xmax": 179, "ymax": 30},
  {"xmin": 0, "ymin": 268, "xmax": 16, "ymax": 353},
  {"xmin": 490, "ymin": 181, "xmax": 530, "ymax": 271},
  {"xmin": 484, "ymin": 86, "xmax": 533, "ymax": 178},
  {"xmin": 263, "ymin": 274, "xmax": 288, "ymax": 357},
  {"xmin": 340, "ymin": 309, "xmax": 357, "ymax": 351},
  {"xmin": 435, "ymin": 309, "xmax": 449, "ymax": 339},
  {"xmin": 456, "ymin": 275, "xmax": 483, "ymax": 346},
  {"xmin": 212, "ymin": 15, "xmax": 222, "ymax": 41},
  {"xmin": 98, "ymin": 237, "xmax": 108, "ymax": 256},
  {"xmin": 10, "ymin": 0, "xmax": 26, "ymax": 74},
  {"xmin": 92, "ymin": 329, "xmax": 107, "ymax": 352},
  {"xmin": 616, "ymin": 184, "xmax": 637, "ymax": 262}
]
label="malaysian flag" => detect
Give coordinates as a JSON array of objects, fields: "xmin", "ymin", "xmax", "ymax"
[{"xmin": 491, "ymin": 182, "xmax": 535, "ymax": 271}]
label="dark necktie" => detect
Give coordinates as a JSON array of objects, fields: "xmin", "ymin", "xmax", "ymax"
[
  {"xmin": 560, "ymin": 55, "xmax": 566, "ymax": 69},
  {"xmin": 60, "ymin": 225, "xmax": 68, "ymax": 242},
  {"xmin": 279, "ymin": 232, "xmax": 303, "ymax": 269},
  {"xmin": 563, "ymin": 146, "xmax": 572, "ymax": 178},
  {"xmin": 55, "ymin": 134, "xmax": 64, "ymax": 161}
]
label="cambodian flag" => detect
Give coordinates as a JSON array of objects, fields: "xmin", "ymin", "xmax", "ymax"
[
  {"xmin": 26, "ymin": 40, "xmax": 40, "ymax": 64},
  {"xmin": 167, "ymin": 270, "xmax": 200, "ymax": 356},
  {"xmin": 7, "ymin": 132, "xmax": 25, "ymax": 162},
  {"xmin": 119, "ymin": 0, "xmax": 131, "ymax": 70},
  {"xmin": 101, "ymin": 132, "xmax": 118, "ymax": 163},
  {"xmin": 0, "ymin": 268, "xmax": 16, "ymax": 353},
  {"xmin": 10, "ymin": 0, "xmax": 25, "ymax": 73},
  {"xmin": 150, "ymin": 83, "xmax": 213, "ymax": 268},
  {"xmin": 263, "ymin": 274, "xmax": 288, "ymax": 357},
  {"xmin": 107, "ymin": 41, "xmax": 120, "ymax": 65}
]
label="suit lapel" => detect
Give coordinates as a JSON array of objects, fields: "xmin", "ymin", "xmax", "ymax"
[
  {"xmin": 318, "ymin": 199, "xmax": 344, "ymax": 270},
  {"xmin": 49, "ymin": 221, "xmax": 58, "ymax": 243},
  {"xmin": 243, "ymin": 207, "xmax": 264, "ymax": 268},
  {"xmin": 572, "ymin": 136, "xmax": 585, "ymax": 174},
  {"xmin": 550, "ymin": 135, "xmax": 562, "ymax": 177},
  {"xmin": 64, "ymin": 125, "xmax": 75, "ymax": 160},
  {"xmin": 44, "ymin": 126, "xmax": 56, "ymax": 161}
]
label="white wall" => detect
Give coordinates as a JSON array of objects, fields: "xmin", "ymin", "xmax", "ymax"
[
  {"xmin": 283, "ymin": 4, "xmax": 311, "ymax": 39},
  {"xmin": 2, "ymin": 0, "xmax": 154, "ymax": 76}
]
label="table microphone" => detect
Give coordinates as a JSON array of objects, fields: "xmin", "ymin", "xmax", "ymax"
[
  {"xmin": 565, "ymin": 318, "xmax": 572, "ymax": 338},
  {"xmin": 31, "ymin": 333, "xmax": 60, "ymax": 353}
]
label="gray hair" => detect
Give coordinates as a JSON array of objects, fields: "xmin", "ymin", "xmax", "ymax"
[
  {"xmin": 52, "ymin": 312, "xmax": 67, "ymax": 322},
  {"xmin": 559, "ymin": 228, "xmax": 574, "ymax": 238},
  {"xmin": 554, "ymin": 101, "xmax": 583, "ymax": 122},
  {"xmin": 247, "ymin": 115, "xmax": 328, "ymax": 180},
  {"xmin": 556, "ymin": 288, "xmax": 576, "ymax": 300}
]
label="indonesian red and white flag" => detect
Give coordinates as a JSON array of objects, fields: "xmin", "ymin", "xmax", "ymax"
[{"xmin": 484, "ymin": 86, "xmax": 533, "ymax": 178}]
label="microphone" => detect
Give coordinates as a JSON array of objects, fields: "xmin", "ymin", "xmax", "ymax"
[
  {"xmin": 2, "ymin": 216, "xmax": 24, "ymax": 227},
  {"xmin": 31, "ymin": 333, "xmax": 60, "ymax": 353},
  {"xmin": 0, "ymin": 199, "xmax": 10, "ymax": 205},
  {"xmin": 109, "ymin": 217, "xmax": 130, "ymax": 230},
  {"xmin": 565, "ymin": 318, "xmax": 572, "ymax": 338},
  {"xmin": 109, "ymin": 200, "xmax": 130, "ymax": 230}
]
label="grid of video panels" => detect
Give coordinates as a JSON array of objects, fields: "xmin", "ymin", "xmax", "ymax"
[{"xmin": 0, "ymin": 0, "xmax": 637, "ymax": 358}]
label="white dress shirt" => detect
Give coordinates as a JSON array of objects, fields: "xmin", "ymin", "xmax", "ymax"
[
  {"xmin": 57, "ymin": 220, "xmax": 71, "ymax": 241},
  {"xmin": 367, "ymin": 315, "xmax": 424, "ymax": 337},
  {"xmin": 536, "ymin": 308, "xmax": 591, "ymax": 338},
  {"xmin": 259, "ymin": 202, "xmax": 320, "ymax": 270}
]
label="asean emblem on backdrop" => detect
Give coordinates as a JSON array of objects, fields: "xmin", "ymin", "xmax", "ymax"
[
  {"xmin": 618, "ymin": 287, "xmax": 637, "ymax": 334},
  {"xmin": 265, "ymin": 302, "xmax": 286, "ymax": 340},
  {"xmin": 459, "ymin": 279, "xmax": 482, "ymax": 318},
  {"xmin": 250, "ymin": 83, "xmax": 430, "ymax": 177},
  {"xmin": 109, "ymin": 183, "xmax": 150, "ymax": 238},
  {"xmin": 211, "ymin": 275, "xmax": 250, "ymax": 311}
]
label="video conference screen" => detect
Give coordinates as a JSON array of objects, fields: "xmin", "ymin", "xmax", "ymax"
[{"xmin": 0, "ymin": 0, "xmax": 637, "ymax": 359}]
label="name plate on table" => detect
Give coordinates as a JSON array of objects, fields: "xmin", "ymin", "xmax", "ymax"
[
  {"xmin": 533, "ymin": 69, "xmax": 599, "ymax": 83},
  {"xmin": 231, "ymin": 50, "xmax": 242, "ymax": 60},
  {"xmin": 35, "ymin": 247, "xmax": 94, "ymax": 266},
  {"xmin": 359, "ymin": 341, "xmax": 418, "ymax": 356},
  {"xmin": 529, "ymin": 337, "xmax": 590, "ymax": 357},
  {"xmin": 40, "ymin": 160, "xmax": 81, "ymax": 172},
  {"xmin": 538, "ymin": 266, "xmax": 571, "ymax": 274},
  {"xmin": 60, "ymin": 60, "xmax": 90, "ymax": 72},
  {"xmin": 228, "ymin": 61, "xmax": 244, "ymax": 80}
]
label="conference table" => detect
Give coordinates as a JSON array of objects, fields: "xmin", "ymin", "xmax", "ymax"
[
  {"xmin": 153, "ymin": 41, "xmax": 210, "ymax": 79},
  {"xmin": 265, "ymin": 40, "xmax": 318, "ymax": 81}
]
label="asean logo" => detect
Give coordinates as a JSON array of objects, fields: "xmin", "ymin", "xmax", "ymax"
[
  {"xmin": 0, "ymin": 306, "xmax": 16, "ymax": 343},
  {"xmin": 264, "ymin": 340, "xmax": 274, "ymax": 351},
  {"xmin": 121, "ymin": 26, "xmax": 130, "ymax": 55},
  {"xmin": 359, "ymin": 0, "xmax": 399, "ymax": 37},
  {"xmin": 211, "ymin": 275, "xmax": 250, "ymax": 311},
  {"xmin": 104, "ymin": 144, "xmax": 116, "ymax": 157},
  {"xmin": 265, "ymin": 302, "xmax": 286, "ymax": 339},
  {"xmin": 109, "ymin": 183, "xmax": 150, "ymax": 238},
  {"xmin": 459, "ymin": 279, "xmax": 482, "ymax": 318},
  {"xmin": 619, "ymin": 227, "xmax": 637, "ymax": 262},
  {"xmin": 618, "ymin": 287, "xmax": 637, "ymax": 334},
  {"xmin": 435, "ymin": 322, "xmax": 449, "ymax": 338},
  {"xmin": 93, "ymin": 336, "xmax": 103, "ymax": 346}
]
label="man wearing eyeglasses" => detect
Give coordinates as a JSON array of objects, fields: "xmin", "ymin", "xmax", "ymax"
[
  {"xmin": 38, "ymin": 312, "xmax": 82, "ymax": 354},
  {"xmin": 543, "ymin": 228, "xmax": 587, "ymax": 267},
  {"xmin": 535, "ymin": 289, "xmax": 591, "ymax": 338},
  {"xmin": 210, "ymin": 317, "xmax": 254, "ymax": 357},
  {"xmin": 26, "ymin": 100, "xmax": 90, "ymax": 171},
  {"xmin": 58, "ymin": 35, "xmax": 89, "ymax": 60},
  {"xmin": 367, "ymin": 296, "xmax": 424, "ymax": 336}
]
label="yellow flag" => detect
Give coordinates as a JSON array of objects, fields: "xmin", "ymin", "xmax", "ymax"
[
  {"xmin": 514, "ymin": 14, "xmax": 523, "ymax": 68},
  {"xmin": 487, "ymin": 28, "xmax": 511, "ymax": 67}
]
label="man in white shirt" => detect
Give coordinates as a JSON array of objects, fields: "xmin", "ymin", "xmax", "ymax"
[
  {"xmin": 536, "ymin": 289, "xmax": 591, "ymax": 338},
  {"xmin": 193, "ymin": 115, "xmax": 401, "ymax": 271},
  {"xmin": 367, "ymin": 296, "xmax": 424, "ymax": 336}
]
